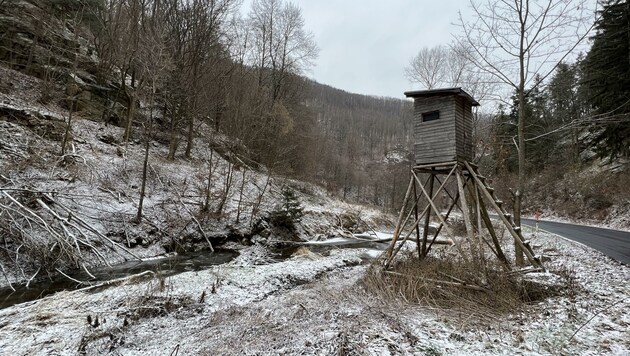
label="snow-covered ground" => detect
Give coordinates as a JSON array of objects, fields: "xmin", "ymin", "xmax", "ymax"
[{"xmin": 0, "ymin": 229, "xmax": 627, "ymax": 355}]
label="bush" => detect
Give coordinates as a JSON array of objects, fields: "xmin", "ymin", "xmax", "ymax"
[{"xmin": 270, "ymin": 187, "xmax": 304, "ymax": 231}]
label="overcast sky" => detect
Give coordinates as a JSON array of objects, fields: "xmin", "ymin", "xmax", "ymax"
[{"xmin": 295, "ymin": 1, "xmax": 472, "ymax": 99}]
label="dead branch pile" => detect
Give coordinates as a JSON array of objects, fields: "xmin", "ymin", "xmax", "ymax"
[{"xmin": 0, "ymin": 187, "xmax": 140, "ymax": 287}]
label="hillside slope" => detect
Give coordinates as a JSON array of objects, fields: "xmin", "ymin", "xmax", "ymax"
[{"xmin": 0, "ymin": 63, "xmax": 392, "ymax": 286}]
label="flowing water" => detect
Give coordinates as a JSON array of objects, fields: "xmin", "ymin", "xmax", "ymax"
[
  {"xmin": 0, "ymin": 249, "xmax": 238, "ymax": 310},
  {"xmin": 0, "ymin": 237, "xmax": 390, "ymax": 310}
]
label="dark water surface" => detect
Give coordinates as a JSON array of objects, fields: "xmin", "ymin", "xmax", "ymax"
[
  {"xmin": 0, "ymin": 237, "xmax": 390, "ymax": 310},
  {"xmin": 0, "ymin": 249, "xmax": 238, "ymax": 310}
]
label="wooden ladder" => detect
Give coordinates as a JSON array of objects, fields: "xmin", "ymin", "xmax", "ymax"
[{"xmin": 464, "ymin": 162, "xmax": 543, "ymax": 269}]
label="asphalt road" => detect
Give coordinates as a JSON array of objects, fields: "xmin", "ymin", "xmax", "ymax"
[{"xmin": 521, "ymin": 218, "xmax": 630, "ymax": 265}]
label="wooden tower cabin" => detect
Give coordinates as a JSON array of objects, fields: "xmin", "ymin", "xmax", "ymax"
[
  {"xmin": 384, "ymin": 88, "xmax": 543, "ymax": 271},
  {"xmin": 406, "ymin": 87, "xmax": 477, "ymax": 165}
]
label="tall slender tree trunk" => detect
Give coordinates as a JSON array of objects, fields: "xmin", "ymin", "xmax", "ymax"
[
  {"xmin": 236, "ymin": 168, "xmax": 247, "ymax": 223},
  {"xmin": 203, "ymin": 150, "xmax": 214, "ymax": 212},
  {"xmin": 136, "ymin": 131, "xmax": 151, "ymax": 222},
  {"xmin": 136, "ymin": 88, "xmax": 155, "ymax": 223},
  {"xmin": 185, "ymin": 61, "xmax": 200, "ymax": 159},
  {"xmin": 515, "ymin": 10, "xmax": 527, "ymax": 266},
  {"xmin": 185, "ymin": 112, "xmax": 194, "ymax": 158},
  {"xmin": 61, "ymin": 98, "xmax": 75, "ymax": 155},
  {"xmin": 123, "ymin": 89, "xmax": 137, "ymax": 150},
  {"xmin": 167, "ymin": 109, "xmax": 179, "ymax": 160}
]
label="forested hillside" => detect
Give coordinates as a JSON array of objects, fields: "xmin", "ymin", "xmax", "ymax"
[
  {"xmin": 308, "ymin": 82, "xmax": 413, "ymax": 209},
  {"xmin": 0, "ymin": 0, "xmax": 417, "ymax": 211},
  {"xmin": 0, "ymin": 0, "xmax": 408, "ymax": 283}
]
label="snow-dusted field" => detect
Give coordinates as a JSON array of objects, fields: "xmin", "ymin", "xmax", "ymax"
[{"xmin": 0, "ymin": 229, "xmax": 627, "ymax": 355}]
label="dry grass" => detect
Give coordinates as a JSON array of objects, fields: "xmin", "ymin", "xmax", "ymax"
[{"xmin": 361, "ymin": 253, "xmax": 572, "ymax": 321}]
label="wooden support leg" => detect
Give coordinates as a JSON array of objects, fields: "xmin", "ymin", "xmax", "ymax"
[
  {"xmin": 420, "ymin": 171, "xmax": 434, "ymax": 257},
  {"xmin": 464, "ymin": 162, "xmax": 542, "ymax": 269},
  {"xmin": 386, "ymin": 165, "xmax": 458, "ymax": 265},
  {"xmin": 462, "ymin": 175, "xmax": 510, "ymax": 268},
  {"xmin": 457, "ymin": 169, "xmax": 480, "ymax": 260},
  {"xmin": 456, "ymin": 170, "xmax": 474, "ymax": 241},
  {"xmin": 385, "ymin": 176, "xmax": 414, "ymax": 263},
  {"xmin": 413, "ymin": 170, "xmax": 470, "ymax": 265},
  {"xmin": 478, "ymin": 194, "xmax": 511, "ymax": 268},
  {"xmin": 425, "ymin": 190, "xmax": 459, "ymax": 255}
]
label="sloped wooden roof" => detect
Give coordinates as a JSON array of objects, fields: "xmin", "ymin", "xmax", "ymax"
[{"xmin": 404, "ymin": 87, "xmax": 480, "ymax": 106}]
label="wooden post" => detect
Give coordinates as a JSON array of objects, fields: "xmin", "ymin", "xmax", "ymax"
[
  {"xmin": 425, "ymin": 191, "xmax": 459, "ymax": 255},
  {"xmin": 420, "ymin": 170, "xmax": 434, "ymax": 257},
  {"xmin": 413, "ymin": 177, "xmax": 423, "ymax": 258},
  {"xmin": 385, "ymin": 177, "xmax": 415, "ymax": 262},
  {"xmin": 413, "ymin": 170, "xmax": 470, "ymax": 265},
  {"xmin": 478, "ymin": 194, "xmax": 510, "ymax": 268}
]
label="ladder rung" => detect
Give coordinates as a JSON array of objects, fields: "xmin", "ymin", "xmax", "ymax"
[{"xmin": 495, "ymin": 200, "xmax": 503, "ymax": 206}]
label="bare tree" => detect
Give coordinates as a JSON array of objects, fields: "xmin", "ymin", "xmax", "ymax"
[
  {"xmin": 241, "ymin": 0, "xmax": 318, "ymax": 170},
  {"xmin": 457, "ymin": 0, "xmax": 594, "ymax": 264},
  {"xmin": 405, "ymin": 46, "xmax": 449, "ymax": 90},
  {"xmin": 406, "ymin": 43, "xmax": 495, "ymax": 103},
  {"xmin": 135, "ymin": 5, "xmax": 173, "ymax": 223},
  {"xmin": 248, "ymin": 0, "xmax": 318, "ymax": 106},
  {"xmin": 97, "ymin": 0, "xmax": 147, "ymax": 149}
]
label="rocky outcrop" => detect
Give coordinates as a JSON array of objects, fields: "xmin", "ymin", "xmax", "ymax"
[{"xmin": 0, "ymin": 1, "xmax": 98, "ymax": 80}]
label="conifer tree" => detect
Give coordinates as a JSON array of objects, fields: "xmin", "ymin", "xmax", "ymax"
[{"xmin": 584, "ymin": 0, "xmax": 630, "ymax": 159}]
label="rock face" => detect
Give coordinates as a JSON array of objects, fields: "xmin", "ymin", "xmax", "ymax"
[
  {"xmin": 0, "ymin": 1, "xmax": 96, "ymax": 78},
  {"xmin": 0, "ymin": 0, "xmax": 123, "ymax": 122}
]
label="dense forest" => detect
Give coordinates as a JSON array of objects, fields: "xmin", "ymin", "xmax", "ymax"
[
  {"xmin": 1, "ymin": 0, "xmax": 629, "ymax": 219},
  {"xmin": 0, "ymin": 0, "xmax": 417, "ymax": 211}
]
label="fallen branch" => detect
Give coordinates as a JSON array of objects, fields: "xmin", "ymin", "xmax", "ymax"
[
  {"xmin": 56, "ymin": 268, "xmax": 88, "ymax": 285},
  {"xmin": 35, "ymin": 198, "xmax": 111, "ymax": 266},
  {"xmin": 0, "ymin": 262, "xmax": 15, "ymax": 292},
  {"xmin": 567, "ymin": 297, "xmax": 628, "ymax": 343},
  {"xmin": 46, "ymin": 194, "xmax": 141, "ymax": 261},
  {"xmin": 150, "ymin": 164, "xmax": 213, "ymax": 252},
  {"xmin": 506, "ymin": 267, "xmax": 544, "ymax": 276},
  {"xmin": 25, "ymin": 267, "xmax": 41, "ymax": 289},
  {"xmin": 76, "ymin": 270, "xmax": 156, "ymax": 293}
]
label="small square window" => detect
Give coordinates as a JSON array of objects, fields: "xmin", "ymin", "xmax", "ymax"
[{"xmin": 422, "ymin": 111, "xmax": 440, "ymax": 122}]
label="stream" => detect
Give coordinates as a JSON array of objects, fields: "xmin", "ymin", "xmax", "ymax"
[
  {"xmin": 0, "ymin": 249, "xmax": 238, "ymax": 310},
  {"xmin": 0, "ymin": 237, "xmax": 390, "ymax": 310}
]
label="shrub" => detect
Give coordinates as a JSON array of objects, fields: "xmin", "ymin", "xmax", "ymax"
[{"xmin": 270, "ymin": 186, "xmax": 304, "ymax": 230}]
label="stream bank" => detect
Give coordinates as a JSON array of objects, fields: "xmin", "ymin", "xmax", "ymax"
[
  {"xmin": 0, "ymin": 230, "xmax": 628, "ymax": 355},
  {"xmin": 0, "ymin": 236, "xmax": 390, "ymax": 310}
]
